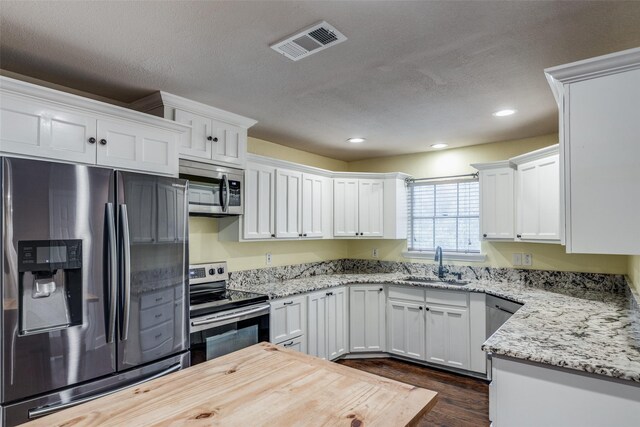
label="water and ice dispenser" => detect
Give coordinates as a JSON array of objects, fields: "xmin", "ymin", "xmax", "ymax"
[{"xmin": 18, "ymin": 240, "xmax": 83, "ymax": 335}]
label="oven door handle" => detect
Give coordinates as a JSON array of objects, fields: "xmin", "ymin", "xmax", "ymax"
[{"xmin": 191, "ymin": 304, "xmax": 270, "ymax": 327}]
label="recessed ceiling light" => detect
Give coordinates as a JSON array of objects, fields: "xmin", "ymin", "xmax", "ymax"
[
  {"xmin": 346, "ymin": 137, "xmax": 366, "ymax": 144},
  {"xmin": 492, "ymin": 109, "xmax": 517, "ymax": 117},
  {"xmin": 431, "ymin": 143, "xmax": 448, "ymax": 149}
]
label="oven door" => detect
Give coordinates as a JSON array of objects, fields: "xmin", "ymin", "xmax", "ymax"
[{"xmin": 189, "ymin": 304, "xmax": 269, "ymax": 365}]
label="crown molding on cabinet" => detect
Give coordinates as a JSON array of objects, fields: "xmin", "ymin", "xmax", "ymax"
[
  {"xmin": 470, "ymin": 160, "xmax": 513, "ymax": 171},
  {"xmin": 130, "ymin": 91, "xmax": 257, "ymax": 129},
  {"xmin": 509, "ymin": 144, "xmax": 559, "ymax": 167},
  {"xmin": 0, "ymin": 76, "xmax": 189, "ymax": 133},
  {"xmin": 544, "ymin": 47, "xmax": 640, "ymax": 105}
]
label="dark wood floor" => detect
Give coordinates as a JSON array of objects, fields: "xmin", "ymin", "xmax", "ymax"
[{"xmin": 337, "ymin": 358, "xmax": 489, "ymax": 427}]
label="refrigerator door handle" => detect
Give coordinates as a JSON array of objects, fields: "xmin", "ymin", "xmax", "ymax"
[
  {"xmin": 27, "ymin": 363, "xmax": 182, "ymax": 419},
  {"xmin": 222, "ymin": 174, "xmax": 229, "ymax": 213},
  {"xmin": 119, "ymin": 204, "xmax": 132, "ymax": 341},
  {"xmin": 105, "ymin": 203, "xmax": 117, "ymax": 344}
]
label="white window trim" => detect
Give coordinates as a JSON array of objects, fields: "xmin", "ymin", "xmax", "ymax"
[{"xmin": 402, "ymin": 250, "xmax": 486, "ymax": 262}]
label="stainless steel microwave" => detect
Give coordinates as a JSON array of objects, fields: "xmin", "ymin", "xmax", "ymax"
[{"xmin": 179, "ymin": 159, "xmax": 243, "ymax": 216}]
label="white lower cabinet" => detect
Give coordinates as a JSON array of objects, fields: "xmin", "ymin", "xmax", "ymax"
[
  {"xmin": 349, "ymin": 285, "xmax": 386, "ymax": 352},
  {"xmin": 279, "ymin": 335, "xmax": 307, "ymax": 353},
  {"xmin": 388, "ymin": 299, "xmax": 425, "ymax": 360},
  {"xmin": 425, "ymin": 305, "xmax": 469, "ymax": 370},
  {"xmin": 307, "ymin": 287, "xmax": 347, "ymax": 360},
  {"xmin": 270, "ymin": 295, "xmax": 306, "ymax": 345}
]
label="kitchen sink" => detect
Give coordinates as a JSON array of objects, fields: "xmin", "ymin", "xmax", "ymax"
[{"xmin": 405, "ymin": 276, "xmax": 470, "ymax": 286}]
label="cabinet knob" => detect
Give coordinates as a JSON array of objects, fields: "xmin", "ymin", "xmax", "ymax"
[
  {"xmin": 207, "ymin": 136, "xmax": 219, "ymax": 142},
  {"xmin": 271, "ymin": 234, "xmax": 276, "ymax": 238},
  {"xmin": 379, "ymin": 287, "xmax": 383, "ymax": 292},
  {"xmin": 360, "ymin": 232, "xmax": 364, "ymax": 236},
  {"xmin": 99, "ymin": 139, "xmax": 107, "ymax": 145},
  {"xmin": 299, "ymin": 234, "xmax": 302, "ymax": 237},
  {"xmin": 419, "ymin": 306, "xmax": 423, "ymax": 310},
  {"xmin": 326, "ymin": 292, "xmax": 333, "ymax": 296},
  {"xmin": 483, "ymin": 233, "xmax": 487, "ymax": 238},
  {"xmin": 303, "ymin": 233, "xmax": 307, "ymax": 237},
  {"xmin": 355, "ymin": 232, "xmax": 359, "ymax": 236},
  {"xmin": 207, "ymin": 136, "xmax": 213, "ymax": 141},
  {"xmin": 425, "ymin": 307, "xmax": 430, "ymax": 311},
  {"xmin": 516, "ymin": 234, "xmax": 522, "ymax": 238},
  {"xmin": 88, "ymin": 137, "xmax": 96, "ymax": 144}
]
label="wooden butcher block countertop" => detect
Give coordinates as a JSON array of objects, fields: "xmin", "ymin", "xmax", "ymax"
[{"xmin": 24, "ymin": 342, "xmax": 438, "ymax": 427}]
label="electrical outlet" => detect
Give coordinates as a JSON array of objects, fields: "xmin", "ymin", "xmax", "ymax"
[
  {"xmin": 266, "ymin": 252, "xmax": 272, "ymax": 265},
  {"xmin": 512, "ymin": 253, "xmax": 522, "ymax": 266},
  {"xmin": 372, "ymin": 248, "xmax": 379, "ymax": 258},
  {"xmin": 523, "ymin": 253, "xmax": 532, "ymax": 266}
]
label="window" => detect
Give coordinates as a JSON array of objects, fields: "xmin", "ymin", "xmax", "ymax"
[{"xmin": 407, "ymin": 179, "xmax": 481, "ymax": 255}]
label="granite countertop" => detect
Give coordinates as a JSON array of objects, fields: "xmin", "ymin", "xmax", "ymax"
[{"xmin": 230, "ymin": 272, "xmax": 640, "ymax": 383}]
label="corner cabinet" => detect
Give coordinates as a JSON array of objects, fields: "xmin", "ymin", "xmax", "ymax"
[
  {"xmin": 349, "ymin": 285, "xmax": 386, "ymax": 352},
  {"xmin": 510, "ymin": 145, "xmax": 561, "ymax": 243},
  {"xmin": 472, "ymin": 161, "xmax": 515, "ymax": 240},
  {"xmin": 0, "ymin": 76, "xmax": 186, "ymax": 176},
  {"xmin": 130, "ymin": 91, "xmax": 257, "ymax": 169},
  {"xmin": 307, "ymin": 287, "xmax": 347, "ymax": 360},
  {"xmin": 546, "ymin": 47, "xmax": 640, "ymax": 255}
]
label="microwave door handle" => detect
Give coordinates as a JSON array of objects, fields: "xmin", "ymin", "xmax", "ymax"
[
  {"xmin": 222, "ymin": 174, "xmax": 229, "ymax": 213},
  {"xmin": 119, "ymin": 204, "xmax": 131, "ymax": 341},
  {"xmin": 105, "ymin": 203, "xmax": 117, "ymax": 344}
]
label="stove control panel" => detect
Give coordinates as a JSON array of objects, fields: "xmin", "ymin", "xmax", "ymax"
[{"xmin": 188, "ymin": 262, "xmax": 228, "ymax": 285}]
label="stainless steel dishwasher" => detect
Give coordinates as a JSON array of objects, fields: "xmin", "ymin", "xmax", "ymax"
[{"xmin": 486, "ymin": 294, "xmax": 523, "ymax": 382}]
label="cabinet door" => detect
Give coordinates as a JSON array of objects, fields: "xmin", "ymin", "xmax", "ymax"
[
  {"xmin": 96, "ymin": 118, "xmax": 178, "ymax": 176},
  {"xmin": 173, "ymin": 109, "xmax": 212, "ymax": 160},
  {"xmin": 327, "ymin": 287, "xmax": 348, "ymax": 360},
  {"xmin": 0, "ymin": 93, "xmax": 98, "ymax": 164},
  {"xmin": 275, "ymin": 169, "xmax": 302, "ymax": 238},
  {"xmin": 307, "ymin": 291, "xmax": 329, "ymax": 359},
  {"xmin": 211, "ymin": 119, "xmax": 246, "ymax": 167},
  {"xmin": 349, "ymin": 285, "xmax": 386, "ymax": 352},
  {"xmin": 387, "ymin": 300, "xmax": 425, "ymax": 360},
  {"xmin": 480, "ymin": 168, "xmax": 515, "ymax": 239},
  {"xmin": 243, "ymin": 163, "xmax": 275, "ymax": 239},
  {"xmin": 567, "ymin": 68, "xmax": 640, "ymax": 254},
  {"xmin": 270, "ymin": 295, "xmax": 306, "ymax": 343},
  {"xmin": 425, "ymin": 306, "xmax": 447, "ymax": 365},
  {"xmin": 358, "ymin": 179, "xmax": 384, "ymax": 237},
  {"xmin": 301, "ymin": 173, "xmax": 325, "ymax": 238},
  {"xmin": 517, "ymin": 155, "xmax": 560, "ymax": 241},
  {"xmin": 426, "ymin": 305, "xmax": 470, "ymax": 370},
  {"xmin": 333, "ymin": 178, "xmax": 359, "ymax": 237}
]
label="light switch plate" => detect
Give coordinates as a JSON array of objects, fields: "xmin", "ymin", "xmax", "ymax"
[
  {"xmin": 523, "ymin": 253, "xmax": 532, "ymax": 266},
  {"xmin": 266, "ymin": 253, "xmax": 272, "ymax": 265},
  {"xmin": 372, "ymin": 248, "xmax": 379, "ymax": 258},
  {"xmin": 512, "ymin": 253, "xmax": 522, "ymax": 266}
]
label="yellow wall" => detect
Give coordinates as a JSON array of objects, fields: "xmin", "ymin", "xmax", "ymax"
[
  {"xmin": 347, "ymin": 134, "xmax": 628, "ymax": 275},
  {"xmin": 188, "ymin": 137, "xmax": 349, "ymax": 270},
  {"xmin": 191, "ymin": 133, "xmax": 629, "ymax": 276},
  {"xmin": 629, "ymin": 256, "xmax": 640, "ymax": 293}
]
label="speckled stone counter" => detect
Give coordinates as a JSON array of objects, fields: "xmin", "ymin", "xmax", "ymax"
[{"xmin": 228, "ymin": 260, "xmax": 640, "ymax": 384}]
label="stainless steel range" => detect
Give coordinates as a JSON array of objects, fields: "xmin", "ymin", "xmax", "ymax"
[{"xmin": 188, "ymin": 262, "xmax": 269, "ymax": 365}]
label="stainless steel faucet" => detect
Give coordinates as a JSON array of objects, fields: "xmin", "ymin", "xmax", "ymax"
[{"xmin": 434, "ymin": 246, "xmax": 445, "ymax": 279}]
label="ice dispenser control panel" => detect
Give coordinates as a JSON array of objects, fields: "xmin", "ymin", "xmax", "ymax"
[{"xmin": 18, "ymin": 240, "xmax": 82, "ymax": 272}]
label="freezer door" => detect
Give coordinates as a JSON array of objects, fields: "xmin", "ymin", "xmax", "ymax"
[
  {"xmin": 1, "ymin": 158, "xmax": 117, "ymax": 403},
  {"xmin": 116, "ymin": 171, "xmax": 189, "ymax": 371}
]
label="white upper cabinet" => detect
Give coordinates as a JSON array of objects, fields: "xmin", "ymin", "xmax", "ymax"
[
  {"xmin": 472, "ymin": 162, "xmax": 515, "ymax": 240},
  {"xmin": 333, "ymin": 178, "xmax": 360, "ymax": 237},
  {"xmin": 301, "ymin": 173, "xmax": 326, "ymax": 238},
  {"xmin": 130, "ymin": 92, "xmax": 256, "ymax": 169},
  {"xmin": 546, "ymin": 48, "xmax": 640, "ymax": 254},
  {"xmin": 243, "ymin": 162, "xmax": 275, "ymax": 239},
  {"xmin": 0, "ymin": 76, "xmax": 186, "ymax": 176},
  {"xmin": 275, "ymin": 169, "xmax": 302, "ymax": 238},
  {"xmin": 358, "ymin": 179, "xmax": 384, "ymax": 237},
  {"xmin": 333, "ymin": 177, "xmax": 384, "ymax": 237},
  {"xmin": 510, "ymin": 145, "xmax": 560, "ymax": 242}
]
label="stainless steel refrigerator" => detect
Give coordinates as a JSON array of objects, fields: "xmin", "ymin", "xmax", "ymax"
[{"xmin": 0, "ymin": 157, "xmax": 190, "ymax": 426}]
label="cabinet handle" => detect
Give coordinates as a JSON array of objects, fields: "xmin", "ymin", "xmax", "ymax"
[
  {"xmin": 483, "ymin": 233, "xmax": 487, "ymax": 238},
  {"xmin": 283, "ymin": 301, "xmax": 293, "ymax": 305},
  {"xmin": 271, "ymin": 234, "xmax": 276, "ymax": 238},
  {"xmin": 516, "ymin": 234, "xmax": 522, "ymax": 238},
  {"xmin": 326, "ymin": 292, "xmax": 333, "ymax": 296},
  {"xmin": 88, "ymin": 137, "xmax": 96, "ymax": 144},
  {"xmin": 99, "ymin": 139, "xmax": 107, "ymax": 145},
  {"xmin": 283, "ymin": 341, "xmax": 294, "ymax": 347}
]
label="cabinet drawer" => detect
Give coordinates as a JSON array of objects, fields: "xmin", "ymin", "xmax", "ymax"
[
  {"xmin": 141, "ymin": 288, "xmax": 174, "ymax": 310},
  {"xmin": 388, "ymin": 286, "xmax": 424, "ymax": 302},
  {"xmin": 140, "ymin": 319, "xmax": 174, "ymax": 350},
  {"xmin": 140, "ymin": 301, "xmax": 173, "ymax": 330},
  {"xmin": 426, "ymin": 289, "xmax": 468, "ymax": 307}
]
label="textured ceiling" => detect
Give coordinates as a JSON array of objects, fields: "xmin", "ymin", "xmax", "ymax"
[{"xmin": 1, "ymin": 1, "xmax": 640, "ymax": 161}]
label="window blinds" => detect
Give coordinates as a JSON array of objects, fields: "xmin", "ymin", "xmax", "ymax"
[{"xmin": 407, "ymin": 178, "xmax": 480, "ymax": 253}]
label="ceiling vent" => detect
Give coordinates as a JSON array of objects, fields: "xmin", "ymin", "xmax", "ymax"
[{"xmin": 270, "ymin": 21, "xmax": 347, "ymax": 61}]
